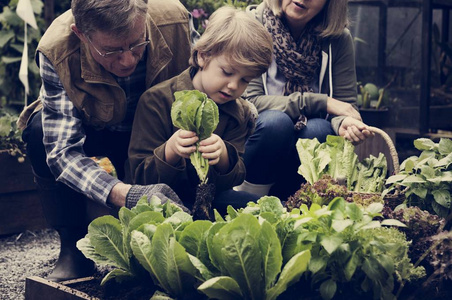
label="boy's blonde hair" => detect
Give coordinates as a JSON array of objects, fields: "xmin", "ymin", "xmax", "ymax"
[
  {"xmin": 264, "ymin": 0, "xmax": 349, "ymax": 37},
  {"xmin": 190, "ymin": 6, "xmax": 272, "ymax": 77}
]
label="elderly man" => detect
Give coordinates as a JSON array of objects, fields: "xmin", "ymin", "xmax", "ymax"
[{"xmin": 19, "ymin": 0, "xmax": 194, "ymax": 281}]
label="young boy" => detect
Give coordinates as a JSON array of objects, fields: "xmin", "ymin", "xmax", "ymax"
[{"xmin": 127, "ymin": 6, "xmax": 273, "ymax": 213}]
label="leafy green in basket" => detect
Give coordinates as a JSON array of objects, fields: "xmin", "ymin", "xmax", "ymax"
[{"xmin": 296, "ymin": 135, "xmax": 387, "ymax": 193}]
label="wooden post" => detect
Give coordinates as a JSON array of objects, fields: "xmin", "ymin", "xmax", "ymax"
[{"xmin": 44, "ymin": 0, "xmax": 55, "ymax": 28}]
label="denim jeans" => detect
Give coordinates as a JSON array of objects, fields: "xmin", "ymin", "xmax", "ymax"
[{"xmin": 243, "ymin": 110, "xmax": 335, "ymax": 200}]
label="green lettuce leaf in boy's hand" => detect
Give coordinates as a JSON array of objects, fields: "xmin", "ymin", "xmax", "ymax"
[{"xmin": 171, "ymin": 90, "xmax": 219, "ymax": 184}]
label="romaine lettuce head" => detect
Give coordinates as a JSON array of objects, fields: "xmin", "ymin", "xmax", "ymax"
[{"xmin": 172, "ymin": 90, "xmax": 219, "ymax": 141}]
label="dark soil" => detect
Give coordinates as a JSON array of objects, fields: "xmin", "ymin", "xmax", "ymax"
[{"xmin": 192, "ymin": 183, "xmax": 215, "ymax": 221}]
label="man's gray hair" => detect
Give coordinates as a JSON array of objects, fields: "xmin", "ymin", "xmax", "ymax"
[{"xmin": 71, "ymin": 0, "xmax": 148, "ymax": 38}]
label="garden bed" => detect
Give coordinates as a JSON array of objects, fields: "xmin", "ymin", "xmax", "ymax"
[
  {"xmin": 25, "ymin": 273, "xmax": 160, "ymax": 300},
  {"xmin": 23, "ymin": 273, "xmax": 452, "ymax": 300},
  {"xmin": 25, "ymin": 276, "xmax": 96, "ymax": 300},
  {"xmin": 0, "ymin": 151, "xmax": 47, "ymax": 235}
]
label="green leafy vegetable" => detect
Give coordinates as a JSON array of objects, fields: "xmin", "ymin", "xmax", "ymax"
[
  {"xmin": 77, "ymin": 195, "xmax": 191, "ymax": 287},
  {"xmin": 384, "ymin": 137, "xmax": 452, "ymax": 217},
  {"xmin": 296, "ymin": 135, "xmax": 387, "ymax": 193},
  {"xmin": 171, "ymin": 90, "xmax": 219, "ymax": 183},
  {"xmin": 203, "ymin": 210, "xmax": 311, "ymax": 300},
  {"xmin": 77, "ymin": 191, "xmax": 424, "ymax": 299}
]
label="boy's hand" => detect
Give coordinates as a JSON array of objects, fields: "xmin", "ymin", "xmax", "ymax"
[
  {"xmin": 166, "ymin": 129, "xmax": 198, "ymax": 164},
  {"xmin": 198, "ymin": 134, "xmax": 229, "ymax": 172},
  {"xmin": 338, "ymin": 117, "xmax": 374, "ymax": 145}
]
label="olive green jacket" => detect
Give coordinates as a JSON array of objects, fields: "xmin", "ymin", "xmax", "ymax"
[
  {"xmin": 245, "ymin": 3, "xmax": 358, "ymax": 134},
  {"xmin": 22, "ymin": 0, "xmax": 191, "ymax": 129},
  {"xmin": 128, "ymin": 68, "xmax": 255, "ymax": 205}
]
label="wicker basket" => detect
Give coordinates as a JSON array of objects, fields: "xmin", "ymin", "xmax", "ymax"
[{"xmin": 352, "ymin": 126, "xmax": 404, "ymax": 210}]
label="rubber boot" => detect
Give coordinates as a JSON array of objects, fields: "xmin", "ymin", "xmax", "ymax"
[
  {"xmin": 46, "ymin": 228, "xmax": 95, "ymax": 282},
  {"xmin": 233, "ymin": 180, "xmax": 274, "ymax": 198},
  {"xmin": 35, "ymin": 175, "xmax": 96, "ymax": 282}
]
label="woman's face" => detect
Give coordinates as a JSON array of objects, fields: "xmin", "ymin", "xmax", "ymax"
[{"xmin": 281, "ymin": 0, "xmax": 327, "ymax": 30}]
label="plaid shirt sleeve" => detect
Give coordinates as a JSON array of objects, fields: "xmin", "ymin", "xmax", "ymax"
[{"xmin": 39, "ymin": 52, "xmax": 121, "ymax": 204}]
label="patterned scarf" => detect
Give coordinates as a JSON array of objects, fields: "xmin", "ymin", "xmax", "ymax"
[{"xmin": 263, "ymin": 8, "xmax": 321, "ymax": 96}]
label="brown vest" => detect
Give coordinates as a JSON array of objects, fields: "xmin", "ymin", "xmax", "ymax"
[{"xmin": 32, "ymin": 0, "xmax": 191, "ymax": 129}]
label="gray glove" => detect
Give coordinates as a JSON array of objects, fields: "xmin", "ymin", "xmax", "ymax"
[{"xmin": 125, "ymin": 183, "xmax": 189, "ymax": 213}]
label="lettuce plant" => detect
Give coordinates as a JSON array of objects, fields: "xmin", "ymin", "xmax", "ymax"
[
  {"xmin": 232, "ymin": 197, "xmax": 424, "ymax": 300},
  {"xmin": 296, "ymin": 135, "xmax": 388, "ymax": 193},
  {"xmin": 171, "ymin": 90, "xmax": 220, "ymax": 220},
  {"xmin": 77, "ymin": 194, "xmax": 424, "ymax": 299},
  {"xmin": 171, "ymin": 90, "xmax": 219, "ymax": 184},
  {"xmin": 384, "ymin": 138, "xmax": 452, "ymax": 217},
  {"xmin": 198, "ymin": 213, "xmax": 311, "ymax": 300},
  {"xmin": 77, "ymin": 196, "xmax": 311, "ymax": 300},
  {"xmin": 77, "ymin": 195, "xmax": 192, "ymax": 287}
]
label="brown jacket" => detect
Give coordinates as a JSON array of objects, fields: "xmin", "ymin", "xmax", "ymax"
[
  {"xmin": 128, "ymin": 68, "xmax": 255, "ymax": 205},
  {"xmin": 19, "ymin": 0, "xmax": 191, "ymax": 129}
]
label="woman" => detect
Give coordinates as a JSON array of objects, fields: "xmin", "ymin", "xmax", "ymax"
[{"xmin": 236, "ymin": 0, "xmax": 373, "ymax": 200}]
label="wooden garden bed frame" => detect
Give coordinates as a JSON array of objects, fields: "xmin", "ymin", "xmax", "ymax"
[{"xmin": 25, "ymin": 276, "xmax": 97, "ymax": 300}]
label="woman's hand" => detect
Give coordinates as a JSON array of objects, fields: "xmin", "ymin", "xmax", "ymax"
[
  {"xmin": 327, "ymin": 97, "xmax": 362, "ymax": 121},
  {"xmin": 165, "ymin": 129, "xmax": 198, "ymax": 165},
  {"xmin": 198, "ymin": 134, "xmax": 229, "ymax": 172},
  {"xmin": 338, "ymin": 117, "xmax": 374, "ymax": 144}
]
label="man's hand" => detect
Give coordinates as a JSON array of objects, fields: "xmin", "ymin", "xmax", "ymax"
[
  {"xmin": 124, "ymin": 183, "xmax": 189, "ymax": 212},
  {"xmin": 338, "ymin": 117, "xmax": 374, "ymax": 144},
  {"xmin": 327, "ymin": 97, "xmax": 362, "ymax": 121},
  {"xmin": 107, "ymin": 182, "xmax": 131, "ymax": 207}
]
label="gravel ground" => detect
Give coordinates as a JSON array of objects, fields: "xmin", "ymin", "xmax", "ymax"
[{"xmin": 0, "ymin": 229, "xmax": 59, "ymax": 300}]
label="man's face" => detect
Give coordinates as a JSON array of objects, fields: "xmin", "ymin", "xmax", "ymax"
[{"xmin": 85, "ymin": 16, "xmax": 147, "ymax": 77}]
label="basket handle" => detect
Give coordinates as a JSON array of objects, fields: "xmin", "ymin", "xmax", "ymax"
[{"xmin": 367, "ymin": 126, "xmax": 400, "ymax": 174}]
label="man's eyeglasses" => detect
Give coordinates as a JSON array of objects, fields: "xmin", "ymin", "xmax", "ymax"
[{"xmin": 86, "ymin": 35, "xmax": 150, "ymax": 59}]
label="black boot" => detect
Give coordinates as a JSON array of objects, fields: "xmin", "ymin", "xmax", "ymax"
[
  {"xmin": 46, "ymin": 228, "xmax": 96, "ymax": 282},
  {"xmin": 35, "ymin": 176, "xmax": 96, "ymax": 282}
]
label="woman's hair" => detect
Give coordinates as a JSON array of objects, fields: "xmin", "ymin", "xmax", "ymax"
[
  {"xmin": 71, "ymin": 0, "xmax": 148, "ymax": 38},
  {"xmin": 264, "ymin": 0, "xmax": 349, "ymax": 37},
  {"xmin": 190, "ymin": 6, "xmax": 273, "ymax": 77}
]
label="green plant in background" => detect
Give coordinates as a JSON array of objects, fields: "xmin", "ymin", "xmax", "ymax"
[
  {"xmin": 383, "ymin": 138, "xmax": 452, "ymax": 218},
  {"xmin": 0, "ymin": 110, "xmax": 25, "ymax": 161},
  {"xmin": 181, "ymin": 0, "xmax": 262, "ymax": 33},
  {"xmin": 357, "ymin": 82, "xmax": 388, "ymax": 109},
  {"xmin": 0, "ymin": 0, "xmax": 44, "ymax": 111}
]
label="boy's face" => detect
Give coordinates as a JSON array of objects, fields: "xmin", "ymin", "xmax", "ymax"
[{"xmin": 193, "ymin": 54, "xmax": 257, "ymax": 105}]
